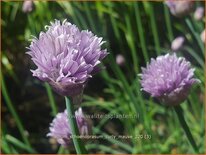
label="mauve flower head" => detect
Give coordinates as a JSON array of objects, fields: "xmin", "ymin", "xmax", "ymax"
[
  {"xmin": 47, "ymin": 108, "xmax": 90, "ymax": 146},
  {"xmin": 194, "ymin": 7, "xmax": 204, "ymax": 21},
  {"xmin": 171, "ymin": 36, "xmax": 185, "ymax": 51},
  {"xmin": 165, "ymin": 0, "xmax": 194, "ymax": 17},
  {"xmin": 139, "ymin": 54, "xmax": 199, "ymax": 106},
  {"xmin": 27, "ymin": 19, "xmax": 107, "ymax": 97},
  {"xmin": 22, "ymin": 0, "xmax": 34, "ymax": 13}
]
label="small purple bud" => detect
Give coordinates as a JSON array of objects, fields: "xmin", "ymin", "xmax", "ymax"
[
  {"xmin": 171, "ymin": 36, "xmax": 185, "ymax": 51},
  {"xmin": 201, "ymin": 29, "xmax": 205, "ymax": 43},
  {"xmin": 139, "ymin": 54, "xmax": 199, "ymax": 106},
  {"xmin": 47, "ymin": 108, "xmax": 91, "ymax": 147},
  {"xmin": 22, "ymin": 0, "xmax": 34, "ymax": 13},
  {"xmin": 116, "ymin": 54, "xmax": 125, "ymax": 66},
  {"xmin": 165, "ymin": 0, "xmax": 194, "ymax": 17},
  {"xmin": 194, "ymin": 7, "xmax": 204, "ymax": 21}
]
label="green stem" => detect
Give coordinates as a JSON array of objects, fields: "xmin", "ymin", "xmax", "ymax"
[
  {"xmin": 125, "ymin": 14, "xmax": 139, "ymax": 74},
  {"xmin": 134, "ymin": 2, "xmax": 149, "ymax": 62},
  {"xmin": 174, "ymin": 105, "xmax": 199, "ymax": 153},
  {"xmin": 5, "ymin": 135, "xmax": 37, "ymax": 153},
  {"xmin": 164, "ymin": 4, "xmax": 173, "ymax": 41},
  {"xmin": 45, "ymin": 83, "xmax": 58, "ymax": 116},
  {"xmin": 65, "ymin": 96, "xmax": 87, "ymax": 154},
  {"xmin": 1, "ymin": 71, "xmax": 31, "ymax": 148},
  {"xmin": 83, "ymin": 2, "xmax": 97, "ymax": 33},
  {"xmin": 185, "ymin": 18, "xmax": 204, "ymax": 55},
  {"xmin": 148, "ymin": 4, "xmax": 161, "ymax": 55}
]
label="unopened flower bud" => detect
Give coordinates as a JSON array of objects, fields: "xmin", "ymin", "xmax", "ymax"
[
  {"xmin": 201, "ymin": 29, "xmax": 205, "ymax": 43},
  {"xmin": 165, "ymin": 0, "xmax": 194, "ymax": 17},
  {"xmin": 171, "ymin": 36, "xmax": 185, "ymax": 51},
  {"xmin": 116, "ymin": 54, "xmax": 125, "ymax": 66},
  {"xmin": 22, "ymin": 0, "xmax": 34, "ymax": 13},
  {"xmin": 194, "ymin": 7, "xmax": 204, "ymax": 21}
]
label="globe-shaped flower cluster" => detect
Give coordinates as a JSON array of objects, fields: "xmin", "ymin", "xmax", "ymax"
[
  {"xmin": 27, "ymin": 19, "xmax": 107, "ymax": 96},
  {"xmin": 140, "ymin": 54, "xmax": 199, "ymax": 106}
]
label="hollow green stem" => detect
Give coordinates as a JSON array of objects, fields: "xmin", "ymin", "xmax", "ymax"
[
  {"xmin": 65, "ymin": 96, "xmax": 87, "ymax": 154},
  {"xmin": 5, "ymin": 135, "xmax": 37, "ymax": 153},
  {"xmin": 134, "ymin": 2, "xmax": 149, "ymax": 62},
  {"xmin": 174, "ymin": 105, "xmax": 199, "ymax": 153},
  {"xmin": 164, "ymin": 4, "xmax": 173, "ymax": 41},
  {"xmin": 185, "ymin": 18, "xmax": 204, "ymax": 55},
  {"xmin": 45, "ymin": 83, "xmax": 58, "ymax": 116},
  {"xmin": 148, "ymin": 4, "xmax": 161, "ymax": 55}
]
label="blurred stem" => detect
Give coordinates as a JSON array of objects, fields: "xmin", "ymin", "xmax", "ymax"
[
  {"xmin": 5, "ymin": 135, "xmax": 37, "ymax": 153},
  {"xmin": 125, "ymin": 14, "xmax": 139, "ymax": 73},
  {"xmin": 134, "ymin": 3, "xmax": 149, "ymax": 62},
  {"xmin": 93, "ymin": 127, "xmax": 132, "ymax": 153},
  {"xmin": 57, "ymin": 145, "xmax": 70, "ymax": 154},
  {"xmin": 1, "ymin": 71, "xmax": 31, "ymax": 148},
  {"xmin": 185, "ymin": 18, "xmax": 204, "ymax": 55},
  {"xmin": 174, "ymin": 105, "xmax": 199, "ymax": 153},
  {"xmin": 164, "ymin": 4, "xmax": 173, "ymax": 41},
  {"xmin": 1, "ymin": 129, "xmax": 12, "ymax": 153},
  {"xmin": 148, "ymin": 4, "xmax": 161, "ymax": 55},
  {"xmin": 83, "ymin": 2, "xmax": 97, "ymax": 33},
  {"xmin": 65, "ymin": 96, "xmax": 87, "ymax": 154},
  {"xmin": 183, "ymin": 46, "xmax": 204, "ymax": 68},
  {"xmin": 45, "ymin": 83, "xmax": 58, "ymax": 116},
  {"xmin": 86, "ymin": 144, "xmax": 124, "ymax": 154}
]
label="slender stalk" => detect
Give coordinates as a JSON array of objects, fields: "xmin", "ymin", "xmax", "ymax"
[
  {"xmin": 125, "ymin": 14, "xmax": 139, "ymax": 73},
  {"xmin": 57, "ymin": 146, "xmax": 65, "ymax": 154},
  {"xmin": 164, "ymin": 4, "xmax": 173, "ymax": 41},
  {"xmin": 185, "ymin": 18, "xmax": 204, "ymax": 55},
  {"xmin": 45, "ymin": 83, "xmax": 58, "ymax": 116},
  {"xmin": 174, "ymin": 105, "xmax": 199, "ymax": 153},
  {"xmin": 5, "ymin": 135, "xmax": 37, "ymax": 153},
  {"xmin": 148, "ymin": 4, "xmax": 161, "ymax": 55},
  {"xmin": 134, "ymin": 2, "xmax": 149, "ymax": 62},
  {"xmin": 83, "ymin": 2, "xmax": 97, "ymax": 33},
  {"xmin": 93, "ymin": 127, "xmax": 132, "ymax": 153},
  {"xmin": 1, "ymin": 71, "xmax": 31, "ymax": 148},
  {"xmin": 65, "ymin": 96, "xmax": 87, "ymax": 154}
]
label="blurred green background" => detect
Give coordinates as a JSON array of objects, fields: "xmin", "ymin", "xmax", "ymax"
[{"xmin": 1, "ymin": 1, "xmax": 205, "ymax": 154}]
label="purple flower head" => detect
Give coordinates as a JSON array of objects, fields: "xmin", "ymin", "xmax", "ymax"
[
  {"xmin": 165, "ymin": 0, "xmax": 194, "ymax": 17},
  {"xmin": 171, "ymin": 36, "xmax": 185, "ymax": 51},
  {"xmin": 47, "ymin": 108, "xmax": 90, "ymax": 146},
  {"xmin": 139, "ymin": 54, "xmax": 199, "ymax": 106},
  {"xmin": 27, "ymin": 19, "xmax": 107, "ymax": 97}
]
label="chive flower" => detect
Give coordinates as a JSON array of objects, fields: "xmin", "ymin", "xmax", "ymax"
[
  {"xmin": 139, "ymin": 54, "xmax": 199, "ymax": 106},
  {"xmin": 47, "ymin": 108, "xmax": 90, "ymax": 146},
  {"xmin": 165, "ymin": 0, "xmax": 194, "ymax": 17},
  {"xmin": 27, "ymin": 19, "xmax": 107, "ymax": 97}
]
